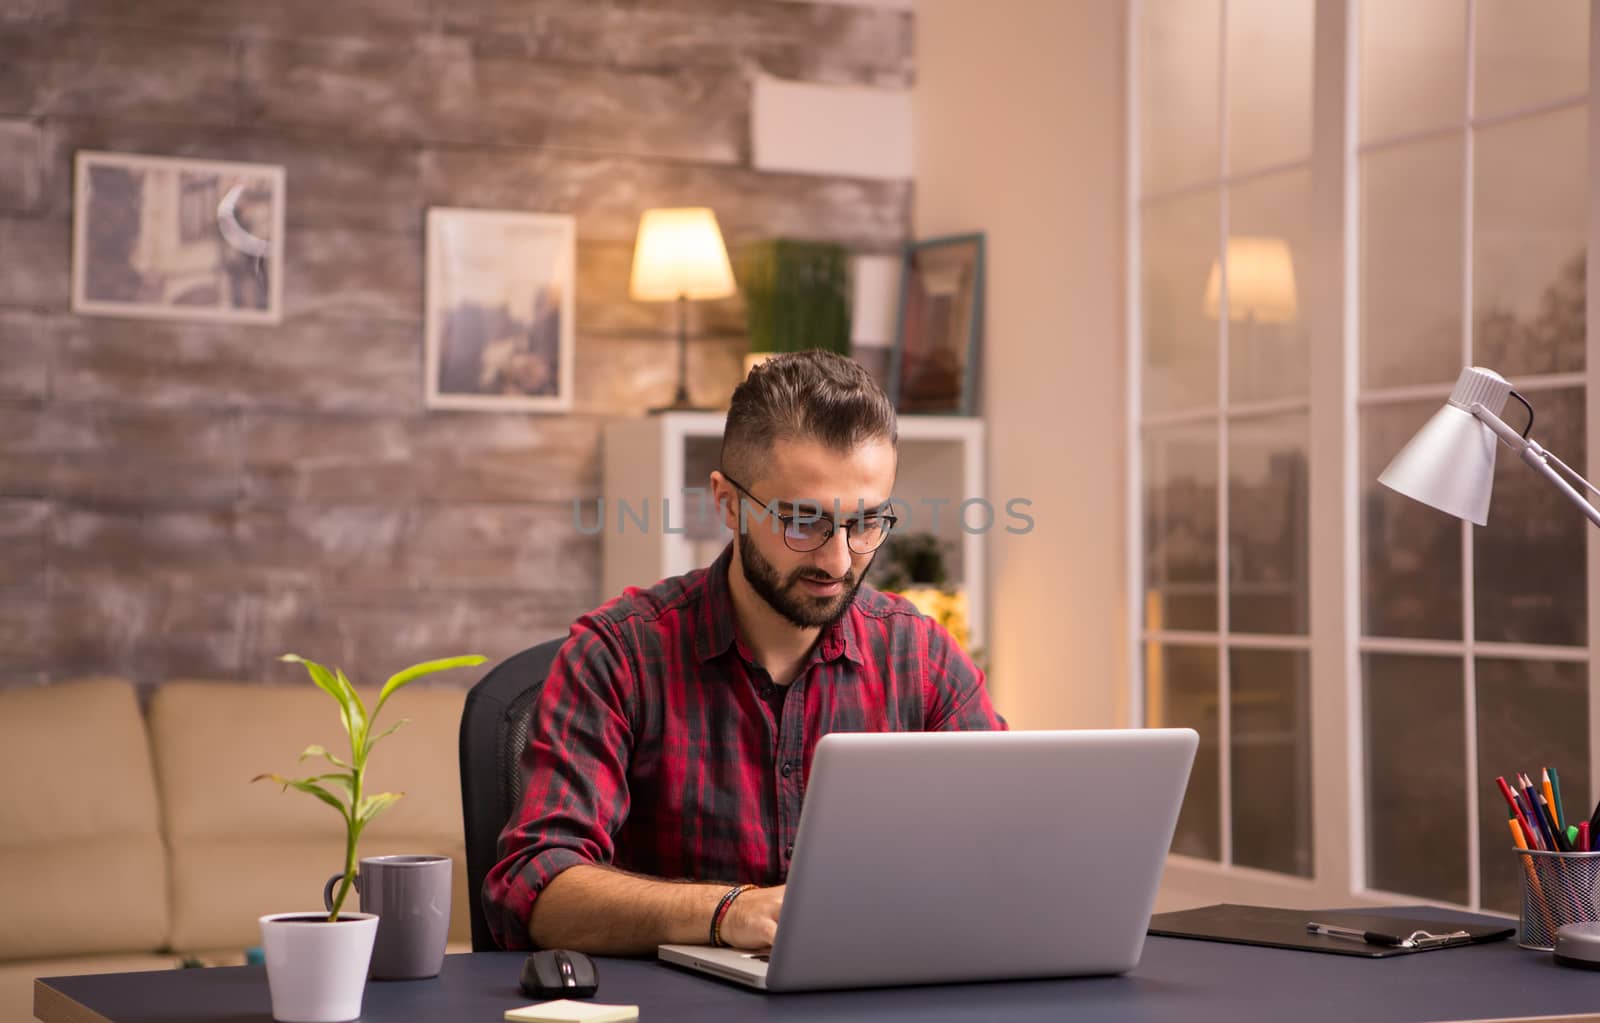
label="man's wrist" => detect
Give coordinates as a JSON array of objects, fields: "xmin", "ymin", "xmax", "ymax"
[{"xmin": 710, "ymin": 884, "xmax": 755, "ymax": 947}]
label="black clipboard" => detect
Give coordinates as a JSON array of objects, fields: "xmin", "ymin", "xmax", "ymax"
[{"xmin": 1147, "ymin": 903, "xmax": 1515, "ymax": 958}]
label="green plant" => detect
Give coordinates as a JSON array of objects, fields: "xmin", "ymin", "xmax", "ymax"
[
  {"xmin": 254, "ymin": 652, "xmax": 487, "ymax": 922},
  {"xmin": 871, "ymin": 532, "xmax": 952, "ymax": 593},
  {"xmin": 871, "ymin": 533, "xmax": 985, "ymax": 670},
  {"xmin": 736, "ymin": 239, "xmax": 851, "ymax": 356}
]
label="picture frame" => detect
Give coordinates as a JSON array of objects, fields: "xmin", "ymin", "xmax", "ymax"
[
  {"xmin": 888, "ymin": 233, "xmax": 985, "ymax": 416},
  {"xmin": 71, "ymin": 150, "xmax": 286, "ymax": 324},
  {"xmin": 424, "ymin": 207, "xmax": 576, "ymax": 413}
]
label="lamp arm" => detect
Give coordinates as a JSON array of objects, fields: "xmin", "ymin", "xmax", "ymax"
[
  {"xmin": 1470, "ymin": 401, "xmax": 1600, "ymax": 529},
  {"xmin": 1543, "ymin": 448, "xmax": 1600, "ymax": 501}
]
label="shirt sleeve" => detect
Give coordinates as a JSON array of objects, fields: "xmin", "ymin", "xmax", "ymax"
[
  {"xmin": 922, "ymin": 618, "xmax": 1008, "ymax": 732},
  {"xmin": 482, "ymin": 614, "xmax": 637, "ymax": 949}
]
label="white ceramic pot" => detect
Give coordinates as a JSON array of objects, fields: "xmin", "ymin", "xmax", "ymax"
[{"xmin": 259, "ymin": 912, "xmax": 379, "ymax": 1023}]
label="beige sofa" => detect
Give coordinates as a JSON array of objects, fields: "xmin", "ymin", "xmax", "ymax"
[{"xmin": 0, "ymin": 676, "xmax": 475, "ymax": 1023}]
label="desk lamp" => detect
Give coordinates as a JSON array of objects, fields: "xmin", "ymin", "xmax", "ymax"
[
  {"xmin": 1378, "ymin": 366, "xmax": 1600, "ymax": 527},
  {"xmin": 629, "ymin": 207, "xmax": 738, "ymax": 413}
]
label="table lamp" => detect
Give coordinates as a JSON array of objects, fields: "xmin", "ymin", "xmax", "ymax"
[
  {"xmin": 1378, "ymin": 366, "xmax": 1600, "ymax": 528},
  {"xmin": 629, "ymin": 207, "xmax": 738, "ymax": 413}
]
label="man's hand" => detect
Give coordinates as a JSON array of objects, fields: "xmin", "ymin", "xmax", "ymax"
[{"xmin": 718, "ymin": 884, "xmax": 785, "ymax": 949}]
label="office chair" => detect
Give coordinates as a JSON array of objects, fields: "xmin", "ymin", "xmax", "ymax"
[{"xmin": 458, "ymin": 635, "xmax": 568, "ymax": 952}]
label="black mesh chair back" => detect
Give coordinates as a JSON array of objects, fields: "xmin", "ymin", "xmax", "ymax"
[{"xmin": 458, "ymin": 636, "xmax": 567, "ymax": 951}]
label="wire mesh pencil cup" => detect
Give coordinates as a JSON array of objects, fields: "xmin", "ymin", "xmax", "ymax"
[{"xmin": 1516, "ymin": 849, "xmax": 1600, "ymax": 950}]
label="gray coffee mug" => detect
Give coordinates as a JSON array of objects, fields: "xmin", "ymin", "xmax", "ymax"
[{"xmin": 324, "ymin": 854, "xmax": 452, "ymax": 980}]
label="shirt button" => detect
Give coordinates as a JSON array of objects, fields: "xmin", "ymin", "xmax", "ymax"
[
  {"xmin": 784, "ymin": 844, "xmax": 794, "ymax": 859},
  {"xmin": 780, "ymin": 762, "xmax": 793, "ymax": 778}
]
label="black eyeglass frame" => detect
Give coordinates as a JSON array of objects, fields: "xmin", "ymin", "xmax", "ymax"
[{"xmin": 719, "ymin": 472, "xmax": 899, "ymax": 555}]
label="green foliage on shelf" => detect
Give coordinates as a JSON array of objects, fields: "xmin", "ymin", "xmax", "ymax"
[
  {"xmin": 871, "ymin": 532, "xmax": 951, "ymax": 593},
  {"xmin": 735, "ymin": 239, "xmax": 851, "ymax": 355}
]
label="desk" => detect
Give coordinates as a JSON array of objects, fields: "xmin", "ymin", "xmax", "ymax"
[{"xmin": 33, "ymin": 914, "xmax": 1599, "ymax": 1023}]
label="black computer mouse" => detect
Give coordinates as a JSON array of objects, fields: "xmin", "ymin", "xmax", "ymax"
[{"xmin": 520, "ymin": 948, "xmax": 599, "ymax": 999}]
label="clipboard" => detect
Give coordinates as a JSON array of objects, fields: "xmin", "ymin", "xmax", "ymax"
[{"xmin": 1147, "ymin": 903, "xmax": 1516, "ymax": 958}]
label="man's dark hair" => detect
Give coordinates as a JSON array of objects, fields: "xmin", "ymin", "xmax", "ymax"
[{"xmin": 720, "ymin": 349, "xmax": 898, "ymax": 485}]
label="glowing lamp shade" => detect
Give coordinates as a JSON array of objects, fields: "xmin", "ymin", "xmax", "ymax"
[
  {"xmin": 628, "ymin": 207, "xmax": 737, "ymax": 302},
  {"xmin": 1377, "ymin": 367, "xmax": 1514, "ymax": 527},
  {"xmin": 1203, "ymin": 236, "xmax": 1299, "ymax": 324}
]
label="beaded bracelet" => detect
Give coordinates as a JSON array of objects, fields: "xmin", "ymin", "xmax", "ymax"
[{"xmin": 710, "ymin": 884, "xmax": 756, "ymax": 947}]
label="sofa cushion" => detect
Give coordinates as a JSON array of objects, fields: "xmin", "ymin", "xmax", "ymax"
[
  {"xmin": 149, "ymin": 680, "xmax": 469, "ymax": 952},
  {"xmin": 0, "ymin": 679, "xmax": 170, "ymax": 961}
]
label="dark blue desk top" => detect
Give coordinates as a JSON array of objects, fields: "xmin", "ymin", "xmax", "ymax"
[{"xmin": 37, "ymin": 910, "xmax": 1598, "ymax": 1023}]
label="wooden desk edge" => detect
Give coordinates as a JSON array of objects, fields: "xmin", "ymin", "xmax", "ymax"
[
  {"xmin": 27, "ymin": 973, "xmax": 1600, "ymax": 1023},
  {"xmin": 34, "ymin": 979, "xmax": 115, "ymax": 1023},
  {"xmin": 1433, "ymin": 1015, "xmax": 1600, "ymax": 1023}
]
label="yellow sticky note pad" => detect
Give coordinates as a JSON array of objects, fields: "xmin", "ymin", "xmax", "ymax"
[{"xmin": 504, "ymin": 1000, "xmax": 639, "ymax": 1023}]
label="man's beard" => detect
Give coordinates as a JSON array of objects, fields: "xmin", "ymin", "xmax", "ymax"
[{"xmin": 738, "ymin": 538, "xmax": 870, "ymax": 629}]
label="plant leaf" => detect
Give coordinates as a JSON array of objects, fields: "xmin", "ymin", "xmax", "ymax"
[
  {"xmin": 281, "ymin": 654, "xmax": 358, "ymax": 742},
  {"xmin": 335, "ymin": 668, "xmax": 369, "ymax": 756},
  {"xmin": 299, "ymin": 771, "xmax": 356, "ymax": 795},
  {"xmin": 356, "ymin": 791, "xmax": 404, "ymax": 824},
  {"xmin": 296, "ymin": 744, "xmax": 352, "ymax": 769},
  {"xmin": 253, "ymin": 773, "xmax": 351, "ymax": 819},
  {"xmin": 361, "ymin": 717, "xmax": 411, "ymax": 758},
  {"xmin": 373, "ymin": 655, "xmax": 486, "ymax": 718}
]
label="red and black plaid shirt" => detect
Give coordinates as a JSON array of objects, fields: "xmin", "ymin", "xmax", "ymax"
[{"xmin": 483, "ymin": 546, "xmax": 1007, "ymax": 950}]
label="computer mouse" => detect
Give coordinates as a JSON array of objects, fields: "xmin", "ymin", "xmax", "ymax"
[{"xmin": 520, "ymin": 948, "xmax": 599, "ymax": 999}]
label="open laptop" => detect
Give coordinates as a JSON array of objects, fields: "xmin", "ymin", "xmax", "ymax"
[{"xmin": 658, "ymin": 727, "xmax": 1198, "ymax": 992}]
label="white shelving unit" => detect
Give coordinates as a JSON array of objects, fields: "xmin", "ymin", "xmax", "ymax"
[{"xmin": 601, "ymin": 412, "xmax": 988, "ymax": 652}]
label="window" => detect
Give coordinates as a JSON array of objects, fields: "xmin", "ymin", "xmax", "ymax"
[
  {"xmin": 1136, "ymin": 0, "xmax": 1316, "ymax": 878},
  {"xmin": 1134, "ymin": 0, "xmax": 1592, "ymax": 909},
  {"xmin": 1356, "ymin": 0, "xmax": 1589, "ymax": 912}
]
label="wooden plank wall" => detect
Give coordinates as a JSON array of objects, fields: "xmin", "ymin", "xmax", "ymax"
[{"xmin": 0, "ymin": 0, "xmax": 913, "ymax": 689}]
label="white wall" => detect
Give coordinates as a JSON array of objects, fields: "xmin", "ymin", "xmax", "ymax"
[{"xmin": 915, "ymin": 0, "xmax": 1129, "ymax": 729}]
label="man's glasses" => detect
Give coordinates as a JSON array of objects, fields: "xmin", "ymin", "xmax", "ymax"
[{"xmin": 720, "ymin": 473, "xmax": 898, "ymax": 555}]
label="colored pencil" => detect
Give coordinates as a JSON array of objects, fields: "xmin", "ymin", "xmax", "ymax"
[
  {"xmin": 1540, "ymin": 794, "xmax": 1574, "ymax": 853},
  {"xmin": 1525, "ymin": 783, "xmax": 1557, "ymax": 850},
  {"xmin": 1497, "ymin": 776, "xmax": 1541, "ymax": 852},
  {"xmin": 1543, "ymin": 769, "xmax": 1560, "ymax": 832},
  {"xmin": 1511, "ymin": 817, "xmax": 1557, "ymax": 938},
  {"xmin": 1550, "ymin": 767, "xmax": 1569, "ymax": 832}
]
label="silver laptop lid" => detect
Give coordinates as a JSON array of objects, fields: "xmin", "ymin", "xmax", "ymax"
[{"xmin": 765, "ymin": 728, "xmax": 1198, "ymax": 992}]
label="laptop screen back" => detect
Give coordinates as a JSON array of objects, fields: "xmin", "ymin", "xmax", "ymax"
[{"xmin": 764, "ymin": 728, "xmax": 1198, "ymax": 992}]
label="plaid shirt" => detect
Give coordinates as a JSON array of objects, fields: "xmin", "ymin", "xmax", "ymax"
[{"xmin": 483, "ymin": 546, "xmax": 1006, "ymax": 949}]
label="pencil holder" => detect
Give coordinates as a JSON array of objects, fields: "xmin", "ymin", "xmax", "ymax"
[{"xmin": 1516, "ymin": 849, "xmax": 1600, "ymax": 950}]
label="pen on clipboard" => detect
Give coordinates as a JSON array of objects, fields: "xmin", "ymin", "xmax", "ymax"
[{"xmin": 1305, "ymin": 922, "xmax": 1473, "ymax": 949}]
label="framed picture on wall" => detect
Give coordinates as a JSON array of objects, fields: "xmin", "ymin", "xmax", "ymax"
[
  {"xmin": 71, "ymin": 150, "xmax": 286, "ymax": 324},
  {"xmin": 424, "ymin": 207, "xmax": 576, "ymax": 413},
  {"xmin": 888, "ymin": 233, "xmax": 985, "ymax": 416}
]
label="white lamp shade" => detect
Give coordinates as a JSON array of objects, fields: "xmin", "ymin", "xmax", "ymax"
[
  {"xmin": 1377, "ymin": 367, "xmax": 1516, "ymax": 527},
  {"xmin": 1203, "ymin": 236, "xmax": 1298, "ymax": 324},
  {"xmin": 1377, "ymin": 403, "xmax": 1499, "ymax": 526},
  {"xmin": 628, "ymin": 207, "xmax": 738, "ymax": 302}
]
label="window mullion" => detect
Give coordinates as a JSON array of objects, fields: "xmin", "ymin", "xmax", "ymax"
[
  {"xmin": 1462, "ymin": 0, "xmax": 1481, "ymax": 913},
  {"xmin": 1217, "ymin": 0, "xmax": 1235, "ymax": 870},
  {"xmin": 1585, "ymin": 0, "xmax": 1600, "ymax": 829}
]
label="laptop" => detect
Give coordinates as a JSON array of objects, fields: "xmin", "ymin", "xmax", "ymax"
[{"xmin": 658, "ymin": 727, "xmax": 1198, "ymax": 992}]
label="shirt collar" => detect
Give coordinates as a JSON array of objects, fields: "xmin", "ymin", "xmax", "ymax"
[
  {"xmin": 693, "ymin": 546, "xmax": 740, "ymax": 663},
  {"xmin": 694, "ymin": 545, "xmax": 865, "ymax": 667}
]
